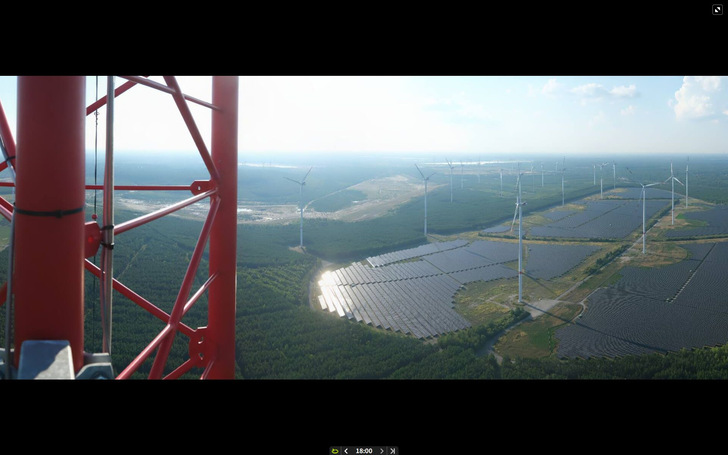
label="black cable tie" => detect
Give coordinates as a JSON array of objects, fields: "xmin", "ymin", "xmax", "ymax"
[
  {"xmin": 3, "ymin": 155, "xmax": 15, "ymax": 165},
  {"xmin": 13, "ymin": 204, "xmax": 84, "ymax": 218},
  {"xmin": 100, "ymin": 224, "xmax": 114, "ymax": 231},
  {"xmin": 100, "ymin": 241, "xmax": 114, "ymax": 250}
]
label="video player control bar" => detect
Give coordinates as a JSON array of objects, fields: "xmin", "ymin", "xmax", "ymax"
[{"xmin": 329, "ymin": 447, "xmax": 398, "ymax": 455}]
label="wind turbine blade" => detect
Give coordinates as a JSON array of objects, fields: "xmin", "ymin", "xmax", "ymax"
[
  {"xmin": 415, "ymin": 163, "xmax": 425, "ymax": 179},
  {"xmin": 645, "ymin": 183, "xmax": 660, "ymax": 188},
  {"xmin": 427, "ymin": 172, "xmax": 437, "ymax": 179},
  {"xmin": 302, "ymin": 167, "xmax": 312, "ymax": 183},
  {"xmin": 284, "ymin": 177, "xmax": 301, "ymax": 185},
  {"xmin": 673, "ymin": 177, "xmax": 684, "ymax": 186}
]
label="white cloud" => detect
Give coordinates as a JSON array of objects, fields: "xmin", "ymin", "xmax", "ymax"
[
  {"xmin": 571, "ymin": 83, "xmax": 606, "ymax": 99},
  {"xmin": 541, "ymin": 78, "xmax": 562, "ymax": 96},
  {"xmin": 571, "ymin": 82, "xmax": 639, "ymax": 104},
  {"xmin": 610, "ymin": 84, "xmax": 638, "ymax": 98},
  {"xmin": 671, "ymin": 76, "xmax": 728, "ymax": 120},
  {"xmin": 621, "ymin": 105, "xmax": 636, "ymax": 116},
  {"xmin": 694, "ymin": 76, "xmax": 722, "ymax": 92}
]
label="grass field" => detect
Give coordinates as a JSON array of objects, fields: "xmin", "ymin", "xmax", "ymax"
[{"xmin": 495, "ymin": 302, "xmax": 582, "ymax": 358}]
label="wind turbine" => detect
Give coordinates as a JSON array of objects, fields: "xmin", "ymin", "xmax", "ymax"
[
  {"xmin": 593, "ymin": 164, "xmax": 596, "ymax": 186},
  {"xmin": 499, "ymin": 167, "xmax": 503, "ymax": 197},
  {"xmin": 627, "ymin": 168, "xmax": 659, "ymax": 254},
  {"xmin": 446, "ymin": 158, "xmax": 454, "ymax": 202},
  {"xmin": 663, "ymin": 161, "xmax": 684, "ymax": 225},
  {"xmin": 612, "ymin": 161, "xmax": 616, "ymax": 190},
  {"xmin": 685, "ymin": 157, "xmax": 689, "ymax": 208},
  {"xmin": 598, "ymin": 162, "xmax": 609, "ymax": 199},
  {"xmin": 560, "ymin": 157, "xmax": 566, "ymax": 206},
  {"xmin": 541, "ymin": 163, "xmax": 544, "ymax": 187},
  {"xmin": 284, "ymin": 167, "xmax": 312, "ymax": 249},
  {"xmin": 510, "ymin": 164, "xmax": 526, "ymax": 303},
  {"xmin": 415, "ymin": 164, "xmax": 436, "ymax": 236},
  {"xmin": 530, "ymin": 164, "xmax": 535, "ymax": 192},
  {"xmin": 460, "ymin": 161, "xmax": 464, "ymax": 190}
]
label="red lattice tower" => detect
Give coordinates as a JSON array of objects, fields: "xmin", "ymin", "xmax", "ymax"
[{"xmin": 0, "ymin": 76, "xmax": 238, "ymax": 379}]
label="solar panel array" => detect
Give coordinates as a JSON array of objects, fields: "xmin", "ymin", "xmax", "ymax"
[
  {"xmin": 531, "ymin": 199, "xmax": 669, "ymax": 239},
  {"xmin": 366, "ymin": 239, "xmax": 468, "ymax": 267},
  {"xmin": 556, "ymin": 242, "xmax": 728, "ymax": 359},
  {"xmin": 665, "ymin": 205, "xmax": 728, "ymax": 238},
  {"xmin": 318, "ymin": 271, "xmax": 468, "ymax": 339},
  {"xmin": 525, "ymin": 243, "xmax": 601, "ymax": 280},
  {"xmin": 607, "ymin": 187, "xmax": 674, "ymax": 200},
  {"xmin": 319, "ymin": 240, "xmax": 529, "ymax": 339}
]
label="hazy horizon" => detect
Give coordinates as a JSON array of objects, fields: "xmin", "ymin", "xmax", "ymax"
[{"xmin": 0, "ymin": 76, "xmax": 726, "ymax": 160}]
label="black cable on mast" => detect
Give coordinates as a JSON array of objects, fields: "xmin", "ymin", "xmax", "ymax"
[{"xmin": 94, "ymin": 76, "xmax": 99, "ymax": 220}]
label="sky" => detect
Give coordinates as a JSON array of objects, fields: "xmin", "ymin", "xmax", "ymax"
[{"xmin": 0, "ymin": 75, "xmax": 726, "ymax": 160}]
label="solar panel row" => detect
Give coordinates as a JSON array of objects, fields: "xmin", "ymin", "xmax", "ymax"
[
  {"xmin": 525, "ymin": 243, "xmax": 600, "ymax": 280},
  {"xmin": 317, "ymin": 273, "xmax": 469, "ymax": 338},
  {"xmin": 464, "ymin": 240, "xmax": 518, "ymax": 263},
  {"xmin": 366, "ymin": 239, "xmax": 468, "ymax": 267},
  {"xmin": 531, "ymin": 199, "xmax": 670, "ymax": 239},
  {"xmin": 330, "ymin": 260, "xmax": 443, "ymax": 286},
  {"xmin": 555, "ymin": 241, "xmax": 728, "ymax": 359},
  {"xmin": 319, "ymin": 239, "xmax": 528, "ymax": 338},
  {"xmin": 449, "ymin": 264, "xmax": 517, "ymax": 284}
]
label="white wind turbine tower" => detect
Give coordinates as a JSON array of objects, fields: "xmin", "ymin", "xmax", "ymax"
[
  {"xmin": 593, "ymin": 164, "xmax": 596, "ymax": 186},
  {"xmin": 510, "ymin": 164, "xmax": 526, "ymax": 303},
  {"xmin": 627, "ymin": 168, "xmax": 659, "ymax": 254},
  {"xmin": 612, "ymin": 161, "xmax": 617, "ymax": 190},
  {"xmin": 685, "ymin": 157, "xmax": 689, "ymax": 208},
  {"xmin": 284, "ymin": 167, "xmax": 312, "ymax": 249},
  {"xmin": 541, "ymin": 163, "xmax": 544, "ymax": 187},
  {"xmin": 446, "ymin": 158, "xmax": 454, "ymax": 202},
  {"xmin": 499, "ymin": 167, "xmax": 503, "ymax": 197},
  {"xmin": 599, "ymin": 162, "xmax": 609, "ymax": 199},
  {"xmin": 560, "ymin": 157, "xmax": 566, "ymax": 206},
  {"xmin": 663, "ymin": 161, "xmax": 684, "ymax": 225},
  {"xmin": 460, "ymin": 161, "xmax": 464, "ymax": 190},
  {"xmin": 415, "ymin": 164, "xmax": 436, "ymax": 237}
]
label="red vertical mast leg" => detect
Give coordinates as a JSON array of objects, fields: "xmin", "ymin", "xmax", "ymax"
[
  {"xmin": 206, "ymin": 76, "xmax": 238, "ymax": 379},
  {"xmin": 13, "ymin": 76, "xmax": 86, "ymax": 372}
]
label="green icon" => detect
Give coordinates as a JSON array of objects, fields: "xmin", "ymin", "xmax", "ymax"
[{"xmin": 332, "ymin": 450, "xmax": 339, "ymax": 454}]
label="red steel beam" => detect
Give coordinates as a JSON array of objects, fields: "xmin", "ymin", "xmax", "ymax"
[
  {"xmin": 163, "ymin": 76, "xmax": 221, "ymax": 184},
  {"xmin": 0, "ymin": 197, "xmax": 11, "ymax": 222},
  {"xmin": 13, "ymin": 76, "xmax": 86, "ymax": 372},
  {"xmin": 86, "ymin": 77, "xmax": 143, "ymax": 116},
  {"xmin": 0, "ymin": 98, "xmax": 17, "ymax": 174},
  {"xmin": 119, "ymin": 76, "xmax": 220, "ymax": 111},
  {"xmin": 85, "ymin": 184, "xmax": 191, "ymax": 191},
  {"xmin": 114, "ymin": 188, "xmax": 216, "ymax": 235},
  {"xmin": 83, "ymin": 259, "xmax": 196, "ymax": 338},
  {"xmin": 148, "ymin": 196, "xmax": 220, "ymax": 378},
  {"xmin": 206, "ymin": 76, "xmax": 239, "ymax": 379}
]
